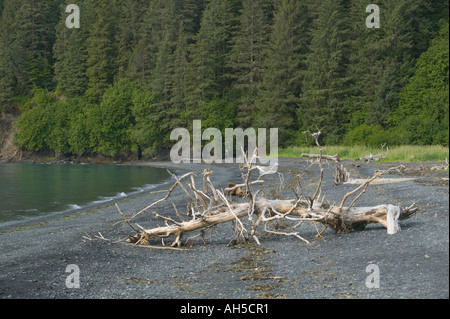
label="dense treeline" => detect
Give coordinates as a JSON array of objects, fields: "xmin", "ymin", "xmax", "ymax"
[{"xmin": 0, "ymin": 0, "xmax": 448, "ymax": 159}]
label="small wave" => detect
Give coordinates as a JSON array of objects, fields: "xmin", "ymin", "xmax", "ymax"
[
  {"xmin": 92, "ymin": 192, "xmax": 127, "ymax": 205},
  {"xmin": 129, "ymin": 183, "xmax": 160, "ymax": 195},
  {"xmin": 68, "ymin": 204, "xmax": 82, "ymax": 210},
  {"xmin": 92, "ymin": 197, "xmax": 113, "ymax": 205},
  {"xmin": 24, "ymin": 208, "xmax": 39, "ymax": 213}
]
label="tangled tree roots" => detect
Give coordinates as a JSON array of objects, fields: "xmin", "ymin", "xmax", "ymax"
[{"xmin": 116, "ymin": 132, "xmax": 418, "ymax": 250}]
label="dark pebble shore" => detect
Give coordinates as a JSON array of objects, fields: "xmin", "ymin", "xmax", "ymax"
[{"xmin": 0, "ymin": 158, "xmax": 448, "ymax": 299}]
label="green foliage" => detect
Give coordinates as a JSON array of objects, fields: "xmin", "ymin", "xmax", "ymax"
[
  {"xmin": 228, "ymin": 0, "xmax": 272, "ymax": 128},
  {"xmin": 14, "ymin": 90, "xmax": 55, "ymax": 151},
  {"xmin": 130, "ymin": 88, "xmax": 161, "ymax": 155},
  {"xmin": 343, "ymin": 124, "xmax": 406, "ymax": 148},
  {"xmin": 3, "ymin": 0, "xmax": 449, "ymax": 159},
  {"xmin": 46, "ymin": 99, "xmax": 73, "ymax": 154},
  {"xmin": 14, "ymin": 0, "xmax": 59, "ymax": 91},
  {"xmin": 67, "ymin": 98, "xmax": 97, "ymax": 156},
  {"xmin": 279, "ymin": 145, "xmax": 449, "ymax": 163},
  {"xmin": 299, "ymin": 0, "xmax": 351, "ymax": 144},
  {"xmin": 199, "ymin": 98, "xmax": 235, "ymax": 132},
  {"xmin": 391, "ymin": 19, "xmax": 449, "ymax": 146},
  {"xmin": 15, "ymin": 90, "xmax": 92, "ymax": 155},
  {"xmin": 170, "ymin": 23, "xmax": 190, "ymax": 127},
  {"xmin": 0, "ymin": 0, "xmax": 59, "ymax": 106},
  {"xmin": 256, "ymin": 0, "xmax": 309, "ymax": 146},
  {"xmin": 53, "ymin": 1, "xmax": 89, "ymax": 97},
  {"xmin": 94, "ymin": 79, "xmax": 136, "ymax": 155},
  {"xmin": 15, "ymin": 85, "xmax": 137, "ymax": 157},
  {"xmin": 85, "ymin": 0, "xmax": 119, "ymax": 102},
  {"xmin": 185, "ymin": 0, "xmax": 238, "ymax": 113}
]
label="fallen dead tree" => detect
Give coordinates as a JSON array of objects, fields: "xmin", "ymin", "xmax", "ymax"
[
  {"xmin": 399, "ymin": 158, "xmax": 449, "ymax": 172},
  {"xmin": 360, "ymin": 153, "xmax": 384, "ymax": 163},
  {"xmin": 301, "ymin": 153, "xmax": 340, "ymax": 162},
  {"xmin": 115, "ymin": 132, "xmax": 418, "ymax": 249}
]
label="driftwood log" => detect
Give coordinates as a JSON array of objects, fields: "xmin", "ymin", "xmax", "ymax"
[
  {"xmin": 301, "ymin": 153, "xmax": 340, "ymax": 162},
  {"xmin": 334, "ymin": 165, "xmax": 350, "ymax": 185},
  {"xmin": 360, "ymin": 153, "xmax": 384, "ymax": 163},
  {"xmin": 116, "ymin": 132, "xmax": 417, "ymax": 249}
]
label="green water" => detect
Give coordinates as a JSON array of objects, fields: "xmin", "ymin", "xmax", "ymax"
[{"xmin": 0, "ymin": 163, "xmax": 170, "ymax": 225}]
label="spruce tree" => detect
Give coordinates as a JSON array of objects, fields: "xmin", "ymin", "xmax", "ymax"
[
  {"xmin": 53, "ymin": 0, "xmax": 89, "ymax": 97},
  {"xmin": 0, "ymin": 0, "xmax": 22, "ymax": 106},
  {"xmin": 170, "ymin": 1, "xmax": 209, "ymax": 128},
  {"xmin": 85, "ymin": 0, "xmax": 119, "ymax": 103},
  {"xmin": 229, "ymin": 0, "xmax": 272, "ymax": 128},
  {"xmin": 299, "ymin": 0, "xmax": 351, "ymax": 144},
  {"xmin": 148, "ymin": 28, "xmax": 177, "ymax": 144},
  {"xmin": 0, "ymin": 0, "xmax": 5, "ymax": 17},
  {"xmin": 392, "ymin": 19, "xmax": 449, "ymax": 145},
  {"xmin": 129, "ymin": 0, "xmax": 181, "ymax": 149},
  {"xmin": 347, "ymin": 0, "xmax": 449, "ymax": 135},
  {"xmin": 348, "ymin": 0, "xmax": 445, "ymax": 129},
  {"xmin": 256, "ymin": 0, "xmax": 310, "ymax": 146},
  {"xmin": 115, "ymin": 0, "xmax": 148, "ymax": 80},
  {"xmin": 171, "ymin": 23, "xmax": 190, "ymax": 127},
  {"xmin": 128, "ymin": 0, "xmax": 174, "ymax": 85},
  {"xmin": 366, "ymin": 0, "xmax": 415, "ymax": 127},
  {"xmin": 185, "ymin": 0, "xmax": 238, "ymax": 116},
  {"xmin": 149, "ymin": 0, "xmax": 178, "ymax": 97},
  {"xmin": 0, "ymin": 0, "xmax": 59, "ymax": 97},
  {"xmin": 16, "ymin": 0, "xmax": 59, "ymax": 90},
  {"xmin": 344, "ymin": 0, "xmax": 385, "ymax": 130},
  {"xmin": 178, "ymin": 0, "xmax": 209, "ymax": 38}
]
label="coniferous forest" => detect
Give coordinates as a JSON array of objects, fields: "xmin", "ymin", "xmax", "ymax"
[{"xmin": 0, "ymin": 0, "xmax": 448, "ymax": 159}]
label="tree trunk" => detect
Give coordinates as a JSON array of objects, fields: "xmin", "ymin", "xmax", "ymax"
[{"xmin": 116, "ymin": 133, "xmax": 417, "ymax": 249}]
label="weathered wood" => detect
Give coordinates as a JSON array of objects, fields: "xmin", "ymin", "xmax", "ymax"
[
  {"xmin": 301, "ymin": 153, "xmax": 341, "ymax": 162},
  {"xmin": 360, "ymin": 153, "xmax": 384, "ymax": 163},
  {"xmin": 126, "ymin": 196, "xmax": 416, "ymax": 248},
  {"xmin": 117, "ymin": 136, "xmax": 417, "ymax": 249},
  {"xmin": 225, "ymin": 182, "xmax": 246, "ymax": 197},
  {"xmin": 128, "ymin": 204, "xmax": 249, "ymax": 247},
  {"xmin": 256, "ymin": 199, "xmax": 415, "ymax": 235},
  {"xmin": 334, "ymin": 165, "xmax": 350, "ymax": 185}
]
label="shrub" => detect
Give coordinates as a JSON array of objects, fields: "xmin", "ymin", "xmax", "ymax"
[{"xmin": 343, "ymin": 124, "xmax": 406, "ymax": 148}]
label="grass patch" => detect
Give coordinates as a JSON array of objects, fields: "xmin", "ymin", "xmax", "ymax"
[
  {"xmin": 278, "ymin": 145, "xmax": 449, "ymax": 163},
  {"xmin": 0, "ymin": 221, "xmax": 49, "ymax": 235}
]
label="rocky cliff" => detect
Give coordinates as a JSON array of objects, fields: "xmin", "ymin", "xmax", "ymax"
[{"xmin": 0, "ymin": 109, "xmax": 21, "ymax": 162}]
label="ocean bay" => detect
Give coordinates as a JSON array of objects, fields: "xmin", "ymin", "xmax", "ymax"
[{"xmin": 0, "ymin": 163, "xmax": 170, "ymax": 225}]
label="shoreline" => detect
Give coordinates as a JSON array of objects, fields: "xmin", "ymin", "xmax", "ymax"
[
  {"xmin": 0, "ymin": 160, "xmax": 221, "ymax": 234},
  {"xmin": 0, "ymin": 161, "xmax": 178, "ymax": 231},
  {"xmin": 0, "ymin": 158, "xmax": 448, "ymax": 299}
]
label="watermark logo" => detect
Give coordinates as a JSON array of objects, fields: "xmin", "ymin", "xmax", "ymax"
[
  {"xmin": 366, "ymin": 4, "xmax": 380, "ymax": 29},
  {"xmin": 65, "ymin": 4, "xmax": 80, "ymax": 29},
  {"xmin": 170, "ymin": 120, "xmax": 278, "ymax": 172},
  {"xmin": 365, "ymin": 263, "xmax": 380, "ymax": 289},
  {"xmin": 65, "ymin": 264, "xmax": 80, "ymax": 289}
]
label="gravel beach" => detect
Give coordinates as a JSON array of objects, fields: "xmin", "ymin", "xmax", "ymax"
[{"xmin": 0, "ymin": 158, "xmax": 448, "ymax": 299}]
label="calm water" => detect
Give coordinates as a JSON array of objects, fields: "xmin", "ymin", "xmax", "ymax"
[{"xmin": 0, "ymin": 163, "xmax": 170, "ymax": 225}]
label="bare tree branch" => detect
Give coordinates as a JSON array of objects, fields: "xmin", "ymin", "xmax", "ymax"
[{"xmin": 111, "ymin": 148, "xmax": 416, "ymax": 249}]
